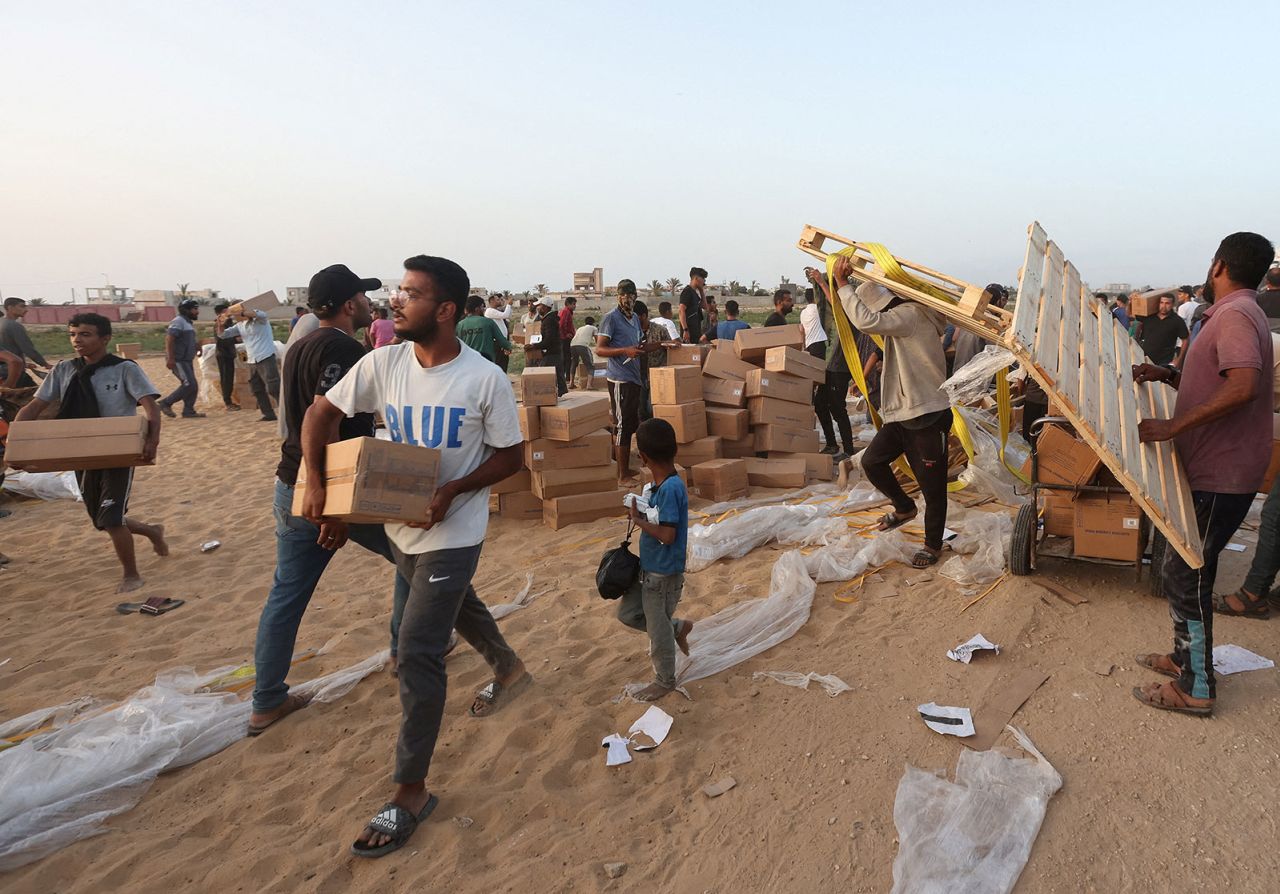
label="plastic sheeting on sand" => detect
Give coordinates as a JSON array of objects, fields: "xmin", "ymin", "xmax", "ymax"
[
  {"xmin": 939, "ymin": 506, "xmax": 1013, "ymax": 589},
  {"xmin": 891, "ymin": 726, "xmax": 1061, "ymax": 894},
  {"xmin": 940, "ymin": 345, "xmax": 1019, "ymax": 406},
  {"xmin": 752, "ymin": 671, "xmax": 851, "ymax": 697},
  {"xmin": 1, "ymin": 470, "xmax": 82, "ymax": 502},
  {"xmin": 0, "ymin": 650, "xmax": 387, "ymax": 871}
]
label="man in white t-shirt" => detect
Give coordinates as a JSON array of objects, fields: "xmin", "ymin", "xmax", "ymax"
[
  {"xmin": 301, "ymin": 255, "xmax": 530, "ymax": 858},
  {"xmin": 484, "ymin": 295, "xmax": 513, "ymax": 372}
]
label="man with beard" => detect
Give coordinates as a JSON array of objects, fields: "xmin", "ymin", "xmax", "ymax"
[
  {"xmin": 598, "ymin": 279, "xmax": 667, "ymax": 484},
  {"xmin": 678, "ymin": 266, "xmax": 709, "ymax": 343},
  {"xmin": 157, "ymin": 299, "xmax": 205, "ymax": 419},
  {"xmin": 302, "ymin": 255, "xmax": 530, "ymax": 857},
  {"xmin": 1136, "ymin": 292, "xmax": 1190, "ymax": 367},
  {"xmin": 247, "ymin": 264, "xmax": 413, "ymax": 737},
  {"xmin": 1132, "ymin": 232, "xmax": 1274, "ymax": 716}
]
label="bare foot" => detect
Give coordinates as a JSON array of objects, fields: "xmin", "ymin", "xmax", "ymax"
[
  {"xmin": 388, "ymin": 655, "xmax": 398, "ymax": 678},
  {"xmin": 354, "ymin": 783, "xmax": 432, "ymax": 851},
  {"xmin": 675, "ymin": 620, "xmax": 694, "ymax": 656},
  {"xmin": 635, "ymin": 681, "xmax": 674, "ymax": 702},
  {"xmin": 150, "ymin": 524, "xmax": 169, "ymax": 557},
  {"xmin": 118, "ymin": 575, "xmax": 144, "ymax": 594}
]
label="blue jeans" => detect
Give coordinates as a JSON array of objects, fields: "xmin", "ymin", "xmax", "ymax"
[{"xmin": 252, "ymin": 479, "xmax": 410, "ymax": 712}]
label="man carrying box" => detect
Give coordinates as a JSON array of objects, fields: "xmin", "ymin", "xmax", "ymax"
[
  {"xmin": 302, "ymin": 255, "xmax": 530, "ymax": 858},
  {"xmin": 15, "ymin": 313, "xmax": 167, "ymax": 592},
  {"xmin": 1132, "ymin": 232, "xmax": 1275, "ymax": 716},
  {"xmin": 220, "ymin": 300, "xmax": 281, "ymax": 422},
  {"xmin": 247, "ymin": 264, "xmax": 412, "ymax": 738},
  {"xmin": 833, "ymin": 257, "xmax": 951, "ymax": 568}
]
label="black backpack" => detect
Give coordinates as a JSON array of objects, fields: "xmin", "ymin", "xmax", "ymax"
[{"xmin": 596, "ymin": 520, "xmax": 639, "ymax": 600}]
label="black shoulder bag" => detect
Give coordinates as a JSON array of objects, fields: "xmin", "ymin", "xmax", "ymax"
[{"xmin": 596, "ymin": 518, "xmax": 639, "ymax": 600}]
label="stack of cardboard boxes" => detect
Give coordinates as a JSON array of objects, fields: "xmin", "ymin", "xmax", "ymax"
[{"xmin": 494, "ymin": 367, "xmax": 630, "ymax": 530}]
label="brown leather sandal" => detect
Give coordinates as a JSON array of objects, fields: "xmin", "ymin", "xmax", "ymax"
[
  {"xmin": 1134, "ymin": 653, "xmax": 1181, "ymax": 679},
  {"xmin": 1131, "ymin": 680, "xmax": 1213, "ymax": 716},
  {"xmin": 1212, "ymin": 588, "xmax": 1270, "ymax": 619}
]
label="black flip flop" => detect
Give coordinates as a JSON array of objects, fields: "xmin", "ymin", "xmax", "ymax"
[
  {"xmin": 877, "ymin": 510, "xmax": 918, "ymax": 533},
  {"xmin": 115, "ymin": 597, "xmax": 185, "ymax": 615},
  {"xmin": 350, "ymin": 795, "xmax": 439, "ymax": 858}
]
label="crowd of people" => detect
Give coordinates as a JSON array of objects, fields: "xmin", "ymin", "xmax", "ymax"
[{"xmin": 1, "ymin": 233, "xmax": 1278, "ymax": 856}]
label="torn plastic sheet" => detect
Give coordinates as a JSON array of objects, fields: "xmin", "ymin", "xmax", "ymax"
[
  {"xmin": 489, "ymin": 573, "xmax": 552, "ymax": 621},
  {"xmin": 1, "ymin": 470, "xmax": 82, "ymax": 502},
  {"xmin": 891, "ymin": 725, "xmax": 1062, "ymax": 894},
  {"xmin": 940, "ymin": 506, "xmax": 1013, "ymax": 588},
  {"xmin": 0, "ymin": 650, "xmax": 387, "ymax": 871},
  {"xmin": 802, "ymin": 528, "xmax": 917, "ymax": 583},
  {"xmin": 940, "ymin": 345, "xmax": 1019, "ymax": 406},
  {"xmin": 951, "ymin": 407, "xmax": 1029, "ymax": 506},
  {"xmin": 752, "ymin": 671, "xmax": 851, "ymax": 697}
]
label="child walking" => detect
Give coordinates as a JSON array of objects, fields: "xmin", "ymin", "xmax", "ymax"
[{"xmin": 618, "ymin": 418, "xmax": 693, "ymax": 701}]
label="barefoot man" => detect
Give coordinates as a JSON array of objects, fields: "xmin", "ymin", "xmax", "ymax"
[
  {"xmin": 15, "ymin": 312, "xmax": 167, "ymax": 591},
  {"xmin": 301, "ymin": 255, "xmax": 531, "ymax": 858}
]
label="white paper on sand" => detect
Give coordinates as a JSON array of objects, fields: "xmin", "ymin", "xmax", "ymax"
[
  {"xmin": 947, "ymin": 634, "xmax": 1000, "ymax": 664},
  {"xmin": 917, "ymin": 703, "xmax": 975, "ymax": 737},
  {"xmin": 1212, "ymin": 644, "xmax": 1274, "ymax": 675},
  {"xmin": 1224, "ymin": 542, "xmax": 1247, "ymax": 552},
  {"xmin": 752, "ymin": 670, "xmax": 851, "ymax": 697},
  {"xmin": 602, "ymin": 706, "xmax": 674, "ymax": 766}
]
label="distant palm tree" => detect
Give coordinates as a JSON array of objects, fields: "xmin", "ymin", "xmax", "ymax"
[
  {"xmin": 535, "ymin": 283, "xmax": 548, "ymax": 297},
  {"xmin": 666, "ymin": 277, "xmax": 681, "ymax": 295},
  {"xmin": 749, "ymin": 280, "xmax": 760, "ymax": 296},
  {"xmin": 28, "ymin": 297, "xmax": 47, "ymax": 306},
  {"xmin": 728, "ymin": 280, "xmax": 742, "ymax": 296},
  {"xmin": 177, "ymin": 282, "xmax": 190, "ymax": 299},
  {"xmin": 648, "ymin": 279, "xmax": 664, "ymax": 296}
]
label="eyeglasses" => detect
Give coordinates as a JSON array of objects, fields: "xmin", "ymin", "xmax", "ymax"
[{"xmin": 390, "ymin": 288, "xmax": 432, "ymax": 307}]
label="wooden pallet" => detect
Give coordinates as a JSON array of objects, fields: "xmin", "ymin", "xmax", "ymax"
[{"xmin": 797, "ymin": 221, "xmax": 1204, "ymax": 568}]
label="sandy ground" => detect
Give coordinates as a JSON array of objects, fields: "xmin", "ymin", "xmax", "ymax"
[{"xmin": 3, "ymin": 355, "xmax": 1280, "ymax": 894}]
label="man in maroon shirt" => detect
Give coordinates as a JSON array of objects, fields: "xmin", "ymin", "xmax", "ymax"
[
  {"xmin": 558, "ymin": 296, "xmax": 577, "ymax": 389},
  {"xmin": 1131, "ymin": 231, "xmax": 1275, "ymax": 716}
]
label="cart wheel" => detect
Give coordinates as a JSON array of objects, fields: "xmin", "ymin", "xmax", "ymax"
[
  {"xmin": 1148, "ymin": 530, "xmax": 1167, "ymax": 598},
  {"xmin": 1010, "ymin": 502, "xmax": 1037, "ymax": 576}
]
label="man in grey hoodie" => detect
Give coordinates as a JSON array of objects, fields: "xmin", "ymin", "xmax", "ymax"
[{"xmin": 833, "ymin": 257, "xmax": 951, "ymax": 567}]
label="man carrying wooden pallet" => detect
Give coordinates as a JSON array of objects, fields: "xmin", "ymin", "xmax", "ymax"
[
  {"xmin": 1132, "ymin": 231, "xmax": 1275, "ymax": 716},
  {"xmin": 832, "ymin": 256, "xmax": 951, "ymax": 568}
]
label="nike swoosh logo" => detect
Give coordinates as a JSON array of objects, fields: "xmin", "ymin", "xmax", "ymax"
[{"xmin": 428, "ymin": 574, "xmax": 450, "ymax": 583}]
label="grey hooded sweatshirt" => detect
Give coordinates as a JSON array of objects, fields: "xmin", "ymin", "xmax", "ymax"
[{"xmin": 838, "ymin": 282, "xmax": 950, "ymax": 424}]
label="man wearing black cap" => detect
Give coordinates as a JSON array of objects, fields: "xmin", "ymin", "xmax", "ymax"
[
  {"xmin": 247, "ymin": 264, "xmax": 411, "ymax": 737},
  {"xmin": 157, "ymin": 298, "xmax": 204, "ymax": 419}
]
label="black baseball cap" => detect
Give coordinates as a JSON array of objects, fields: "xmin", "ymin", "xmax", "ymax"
[
  {"xmin": 178, "ymin": 298, "xmax": 200, "ymax": 310},
  {"xmin": 308, "ymin": 264, "xmax": 381, "ymax": 311}
]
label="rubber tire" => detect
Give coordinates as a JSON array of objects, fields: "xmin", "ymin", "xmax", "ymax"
[
  {"xmin": 1148, "ymin": 529, "xmax": 1168, "ymax": 598},
  {"xmin": 1010, "ymin": 502, "xmax": 1037, "ymax": 576}
]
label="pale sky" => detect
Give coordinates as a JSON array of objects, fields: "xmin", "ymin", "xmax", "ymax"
[{"xmin": 3, "ymin": 1, "xmax": 1277, "ymax": 302}]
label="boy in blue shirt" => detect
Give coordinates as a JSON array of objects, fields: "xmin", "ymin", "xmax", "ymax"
[{"xmin": 619, "ymin": 418, "xmax": 693, "ymax": 701}]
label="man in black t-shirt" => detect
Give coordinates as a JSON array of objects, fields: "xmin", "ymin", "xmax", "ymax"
[
  {"xmin": 764, "ymin": 289, "xmax": 794, "ymax": 326},
  {"xmin": 678, "ymin": 266, "xmax": 708, "ymax": 343},
  {"xmin": 213, "ymin": 301, "xmax": 242, "ymax": 410},
  {"xmin": 249, "ymin": 264, "xmax": 412, "ymax": 737},
  {"xmin": 1136, "ymin": 293, "xmax": 1190, "ymax": 367}
]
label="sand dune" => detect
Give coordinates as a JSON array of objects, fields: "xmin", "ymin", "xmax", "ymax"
[{"xmin": 3, "ymin": 355, "xmax": 1279, "ymax": 893}]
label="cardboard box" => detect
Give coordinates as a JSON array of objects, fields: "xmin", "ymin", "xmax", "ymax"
[
  {"xmin": 666, "ymin": 344, "xmax": 708, "ymax": 367},
  {"xmin": 588, "ymin": 361, "xmax": 609, "ymax": 391},
  {"xmin": 520, "ymin": 367, "xmax": 559, "ymax": 407},
  {"xmin": 1073, "ymin": 493, "xmax": 1142, "ymax": 561},
  {"xmin": 764, "ymin": 346, "xmax": 825, "ymax": 384},
  {"xmin": 1128, "ymin": 291, "xmax": 1161, "ymax": 318},
  {"xmin": 654, "ymin": 401, "xmax": 708, "ymax": 443},
  {"xmin": 770, "ymin": 451, "xmax": 833, "ymax": 482},
  {"xmin": 744, "ymin": 368, "xmax": 813, "ymax": 406},
  {"xmin": 293, "ymin": 436, "xmax": 439, "ymax": 524},
  {"xmin": 539, "ymin": 393, "xmax": 611, "ymax": 441},
  {"xmin": 115, "ymin": 342, "xmax": 142, "ymax": 360},
  {"xmin": 5, "ymin": 415, "xmax": 150, "ymax": 472},
  {"xmin": 703, "ymin": 349, "xmax": 758, "ymax": 381},
  {"xmin": 492, "ymin": 468, "xmax": 532, "ymax": 495},
  {"xmin": 1022, "ymin": 424, "xmax": 1101, "ymax": 487},
  {"xmin": 1043, "ymin": 491, "xmax": 1076, "ymax": 537},
  {"xmin": 702, "ymin": 375, "xmax": 746, "ymax": 408},
  {"xmin": 650, "ymin": 365, "xmax": 703, "ymax": 405},
  {"xmin": 523, "ymin": 346, "xmax": 544, "ymax": 364},
  {"xmin": 517, "ymin": 405, "xmax": 541, "ymax": 441},
  {"xmin": 228, "ymin": 290, "xmax": 279, "ymax": 317},
  {"xmin": 233, "ymin": 365, "xmax": 252, "ymax": 385},
  {"xmin": 747, "ymin": 396, "xmax": 817, "ymax": 430},
  {"xmin": 640, "ymin": 463, "xmax": 690, "ymax": 489},
  {"xmin": 734, "ymin": 324, "xmax": 803, "ymax": 362},
  {"xmin": 524, "ymin": 430, "xmax": 613, "ymax": 471},
  {"xmin": 497, "ymin": 490, "xmax": 543, "ymax": 521},
  {"xmin": 532, "ymin": 463, "xmax": 617, "ymax": 500},
  {"xmin": 743, "ymin": 457, "xmax": 807, "ymax": 489},
  {"xmin": 543, "ymin": 488, "xmax": 628, "ymax": 530},
  {"xmin": 691, "ymin": 458, "xmax": 750, "ymax": 502},
  {"xmin": 676, "ymin": 436, "xmax": 722, "ymax": 467},
  {"xmin": 721, "ymin": 433, "xmax": 757, "ymax": 458},
  {"xmin": 705, "ymin": 406, "xmax": 749, "ymax": 440},
  {"xmin": 754, "ymin": 424, "xmax": 820, "ymax": 454}
]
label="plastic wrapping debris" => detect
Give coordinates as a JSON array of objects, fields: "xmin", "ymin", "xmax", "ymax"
[
  {"xmin": 489, "ymin": 573, "xmax": 552, "ymax": 621},
  {"xmin": 0, "ymin": 650, "xmax": 387, "ymax": 871},
  {"xmin": 951, "ymin": 407, "xmax": 1029, "ymax": 505},
  {"xmin": 940, "ymin": 345, "xmax": 1019, "ymax": 406},
  {"xmin": 752, "ymin": 671, "xmax": 851, "ymax": 697},
  {"xmin": 673, "ymin": 550, "xmax": 816, "ymax": 686},
  {"xmin": 940, "ymin": 507, "xmax": 1012, "ymax": 588},
  {"xmin": 197, "ymin": 340, "xmax": 287, "ymax": 405},
  {"xmin": 891, "ymin": 725, "xmax": 1062, "ymax": 894},
  {"xmin": 1, "ymin": 470, "xmax": 82, "ymax": 502},
  {"xmin": 802, "ymin": 529, "xmax": 917, "ymax": 583}
]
